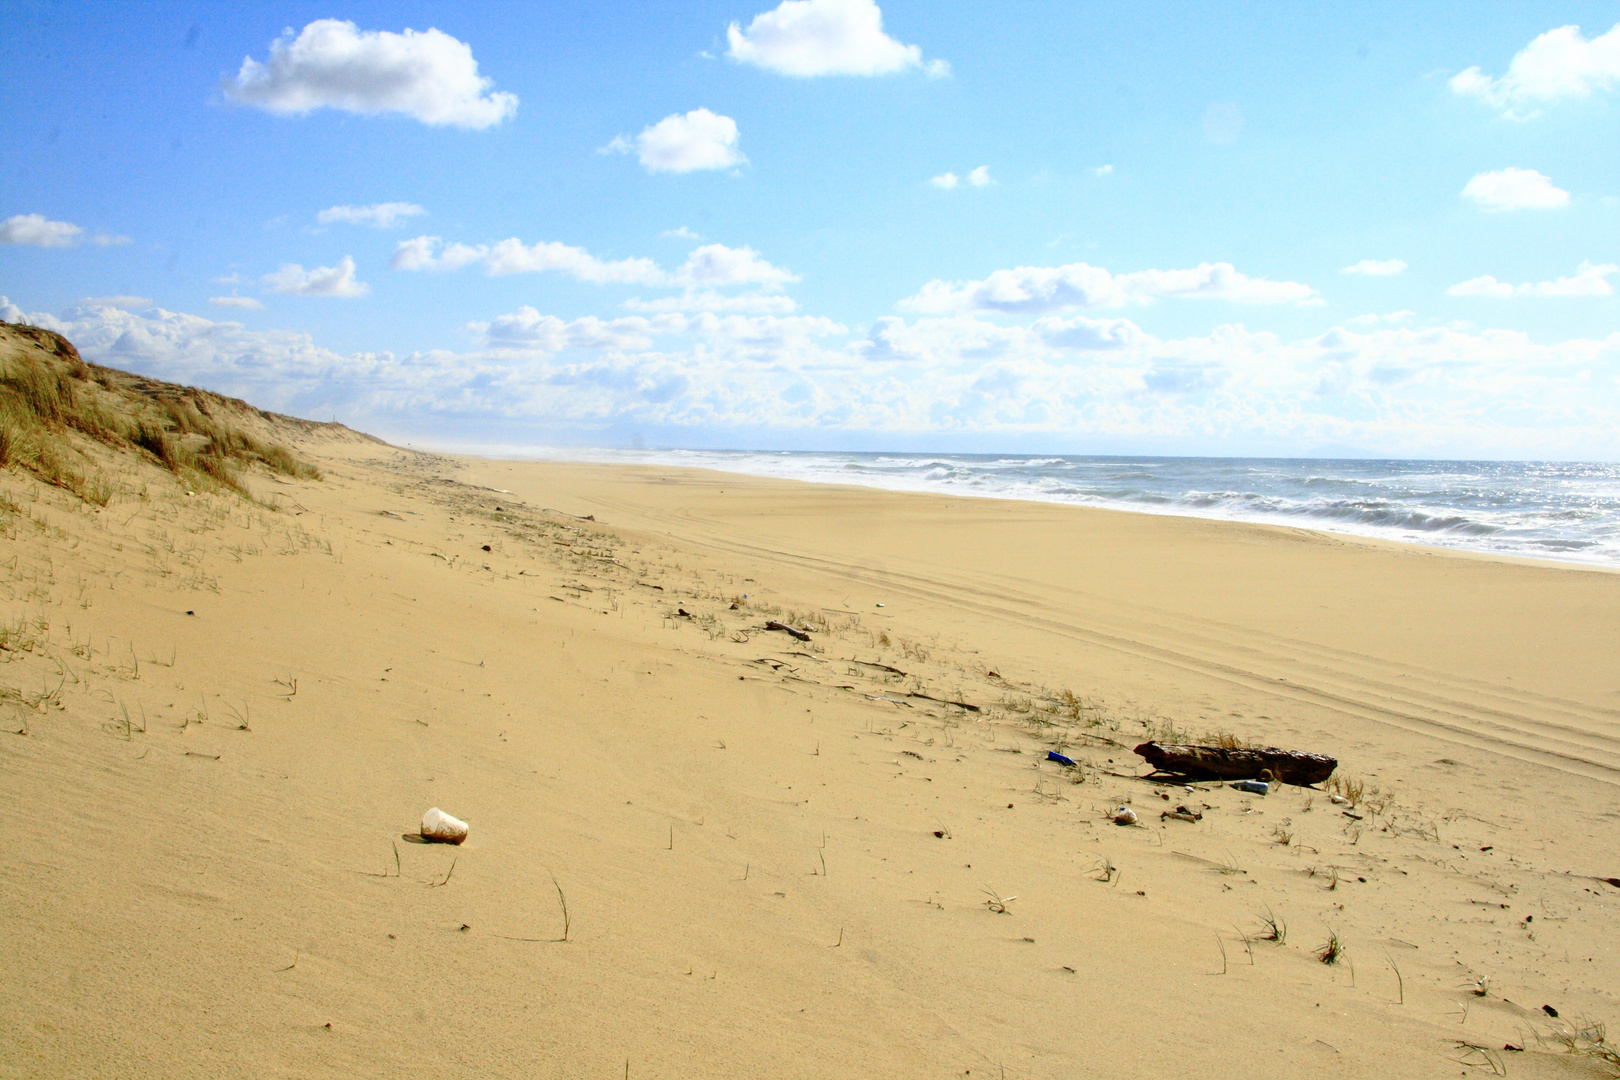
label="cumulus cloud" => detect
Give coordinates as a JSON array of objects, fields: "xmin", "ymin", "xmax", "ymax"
[
  {"xmin": 726, "ymin": 0, "xmax": 943, "ymax": 77},
  {"xmin": 899, "ymin": 261, "xmax": 1318, "ymax": 315},
  {"xmin": 391, "ymin": 235, "xmax": 664, "ymax": 283},
  {"xmin": 210, "ymin": 295, "xmax": 265, "ymax": 310},
  {"xmin": 930, "ymin": 172, "xmax": 958, "ymax": 190},
  {"xmin": 1, "ymin": 213, "xmax": 127, "ymax": 248},
  {"xmin": 1451, "ymin": 22, "xmax": 1620, "ymax": 116},
  {"xmin": 967, "ymin": 166, "xmax": 992, "ymax": 187},
  {"xmin": 624, "ymin": 291, "xmax": 799, "ymax": 315},
  {"xmin": 483, "ymin": 240, "xmax": 666, "ymax": 282},
  {"xmin": 223, "ymin": 19, "xmax": 517, "ymax": 129},
  {"xmin": 2, "ymin": 215, "xmax": 84, "ymax": 247},
  {"xmin": 472, "ymin": 309, "xmax": 675, "ymax": 352},
  {"xmin": 1448, "ymin": 262, "xmax": 1616, "ymax": 298},
  {"xmin": 1461, "ymin": 168, "xmax": 1569, "ymax": 211},
  {"xmin": 469, "ymin": 308, "xmax": 845, "ymax": 358},
  {"xmin": 677, "ymin": 244, "xmax": 798, "ymax": 288},
  {"xmin": 1346, "ymin": 311, "xmax": 1415, "ymax": 326},
  {"xmin": 317, "ymin": 202, "xmax": 426, "ymax": 228},
  {"xmin": 1093, "ymin": 164, "xmax": 1115, "ymax": 177},
  {"xmin": 605, "ymin": 109, "xmax": 746, "ymax": 173},
  {"xmin": 81, "ymin": 295, "xmax": 152, "ymax": 309},
  {"xmin": 262, "ymin": 256, "xmax": 370, "ymax": 297},
  {"xmin": 1342, "ymin": 259, "xmax": 1407, "ymax": 276},
  {"xmin": 390, "ymin": 236, "xmax": 796, "ymax": 291}
]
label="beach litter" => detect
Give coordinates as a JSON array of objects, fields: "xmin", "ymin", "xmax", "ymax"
[
  {"xmin": 1161, "ymin": 805, "xmax": 1203, "ymax": 823},
  {"xmin": 1113, "ymin": 806, "xmax": 1139, "ymax": 826},
  {"xmin": 1133, "ymin": 740, "xmax": 1337, "ymax": 785},
  {"xmin": 421, "ymin": 807, "xmax": 469, "ymax": 845},
  {"xmin": 1046, "ymin": 751, "xmax": 1076, "ymax": 766},
  {"xmin": 1231, "ymin": 780, "xmax": 1270, "ymax": 795}
]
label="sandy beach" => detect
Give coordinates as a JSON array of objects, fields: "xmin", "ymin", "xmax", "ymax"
[{"xmin": 4, "ymin": 423, "xmax": 1620, "ymax": 1079}]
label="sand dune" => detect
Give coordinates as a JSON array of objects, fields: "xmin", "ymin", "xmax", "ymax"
[{"xmin": 3, "ymin": 392, "xmax": 1620, "ymax": 1076}]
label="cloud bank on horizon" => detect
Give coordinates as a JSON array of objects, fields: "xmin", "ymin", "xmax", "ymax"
[{"xmin": 3, "ymin": 3, "xmax": 1619, "ymax": 458}]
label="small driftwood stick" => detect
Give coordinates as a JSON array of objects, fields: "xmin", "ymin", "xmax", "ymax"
[
  {"xmin": 764, "ymin": 621, "xmax": 811, "ymax": 642},
  {"xmin": 905, "ymin": 691, "xmax": 981, "ymax": 713},
  {"xmin": 1133, "ymin": 741, "xmax": 1336, "ymax": 786}
]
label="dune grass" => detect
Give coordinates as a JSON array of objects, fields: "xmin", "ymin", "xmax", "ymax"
[{"xmin": 0, "ymin": 321, "xmax": 319, "ymax": 503}]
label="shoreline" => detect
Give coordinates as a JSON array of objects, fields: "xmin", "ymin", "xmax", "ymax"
[{"xmin": 421, "ymin": 443, "xmax": 1620, "ymax": 572}]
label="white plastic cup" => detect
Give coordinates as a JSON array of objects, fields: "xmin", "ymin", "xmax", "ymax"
[{"xmin": 421, "ymin": 807, "xmax": 469, "ymax": 844}]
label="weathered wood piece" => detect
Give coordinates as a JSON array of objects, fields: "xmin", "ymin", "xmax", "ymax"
[
  {"xmin": 764, "ymin": 620, "xmax": 811, "ymax": 642},
  {"xmin": 1133, "ymin": 741, "xmax": 1337, "ymax": 786}
]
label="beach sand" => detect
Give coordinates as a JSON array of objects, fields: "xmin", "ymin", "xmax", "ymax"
[{"xmin": 3, "ymin": 431, "xmax": 1619, "ymax": 1079}]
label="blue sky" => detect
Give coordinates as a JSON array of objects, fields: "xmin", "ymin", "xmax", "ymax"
[{"xmin": 3, "ymin": 1, "xmax": 1619, "ymax": 457}]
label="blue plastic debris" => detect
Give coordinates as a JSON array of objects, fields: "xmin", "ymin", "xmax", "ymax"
[
  {"xmin": 1047, "ymin": 751, "xmax": 1076, "ymax": 767},
  {"xmin": 1231, "ymin": 779, "xmax": 1269, "ymax": 795}
]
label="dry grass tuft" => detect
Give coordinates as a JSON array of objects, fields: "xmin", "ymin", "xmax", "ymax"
[
  {"xmin": 1256, "ymin": 905, "xmax": 1287, "ymax": 944},
  {"xmin": 1317, "ymin": 928, "xmax": 1345, "ymax": 965}
]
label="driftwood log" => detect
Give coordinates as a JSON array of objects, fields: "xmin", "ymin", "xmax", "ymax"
[{"xmin": 1133, "ymin": 741, "xmax": 1337, "ymax": 786}]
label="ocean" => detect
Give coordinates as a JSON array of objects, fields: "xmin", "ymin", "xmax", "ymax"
[{"xmin": 520, "ymin": 449, "xmax": 1620, "ymax": 569}]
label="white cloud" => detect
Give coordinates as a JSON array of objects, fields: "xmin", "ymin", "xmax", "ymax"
[
  {"xmin": 1, "ymin": 213, "xmax": 126, "ymax": 248},
  {"xmin": 726, "ymin": 0, "xmax": 941, "ymax": 77},
  {"xmin": 262, "ymin": 256, "xmax": 370, "ymax": 297},
  {"xmin": 210, "ymin": 295, "xmax": 266, "ymax": 310},
  {"xmin": 676, "ymin": 244, "xmax": 798, "ymax": 288},
  {"xmin": 484, "ymin": 240, "xmax": 665, "ymax": 282},
  {"xmin": 391, "ymin": 236, "xmax": 664, "ymax": 283},
  {"xmin": 899, "ymin": 261, "xmax": 1318, "ymax": 315},
  {"xmin": 390, "ymin": 237, "xmax": 796, "ymax": 291},
  {"xmin": 1448, "ymin": 262, "xmax": 1616, "ymax": 299},
  {"xmin": 1346, "ymin": 310, "xmax": 1415, "ymax": 326},
  {"xmin": 81, "ymin": 295, "xmax": 152, "ymax": 309},
  {"xmin": 469, "ymin": 308, "xmax": 844, "ymax": 356},
  {"xmin": 624, "ymin": 291, "xmax": 798, "ymax": 315},
  {"xmin": 1461, "ymin": 168, "xmax": 1569, "ymax": 211},
  {"xmin": 1451, "ymin": 22, "xmax": 1620, "ymax": 116},
  {"xmin": 1342, "ymin": 259, "xmax": 1407, "ymax": 276},
  {"xmin": 317, "ymin": 202, "xmax": 426, "ymax": 228},
  {"xmin": 1448, "ymin": 276, "xmax": 1514, "ymax": 300},
  {"xmin": 931, "ymin": 167, "xmax": 990, "ymax": 191},
  {"xmin": 6, "ymin": 295, "xmax": 1619, "ymax": 459},
  {"xmin": 4, "ymin": 215, "xmax": 84, "ymax": 247},
  {"xmin": 1093, "ymin": 164, "xmax": 1114, "ymax": 177},
  {"xmin": 472, "ymin": 309, "xmax": 674, "ymax": 352},
  {"xmin": 223, "ymin": 19, "xmax": 517, "ymax": 129},
  {"xmin": 606, "ymin": 109, "xmax": 746, "ymax": 173},
  {"xmin": 661, "ymin": 226, "xmax": 703, "ymax": 241}
]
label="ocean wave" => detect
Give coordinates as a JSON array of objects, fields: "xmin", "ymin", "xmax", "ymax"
[{"xmin": 503, "ymin": 447, "xmax": 1620, "ymax": 568}]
